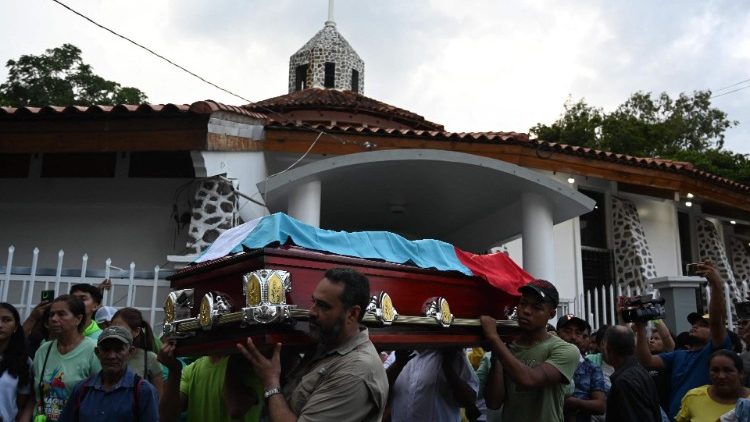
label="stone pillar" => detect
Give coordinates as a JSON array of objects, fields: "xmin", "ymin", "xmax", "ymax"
[
  {"xmin": 697, "ymin": 218, "xmax": 739, "ymax": 319},
  {"xmin": 185, "ymin": 176, "xmax": 238, "ymax": 255},
  {"xmin": 288, "ymin": 180, "xmax": 321, "ymax": 228},
  {"xmin": 648, "ymin": 276, "xmax": 704, "ymax": 334},
  {"xmin": 521, "ymin": 192, "xmax": 555, "ymax": 282},
  {"xmin": 611, "ymin": 196, "xmax": 658, "ymax": 293},
  {"xmin": 731, "ymin": 237, "xmax": 750, "ymax": 287}
]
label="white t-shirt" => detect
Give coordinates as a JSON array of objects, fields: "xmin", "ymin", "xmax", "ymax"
[
  {"xmin": 391, "ymin": 350, "xmax": 480, "ymax": 422},
  {"xmin": 0, "ymin": 358, "xmax": 33, "ymax": 421}
]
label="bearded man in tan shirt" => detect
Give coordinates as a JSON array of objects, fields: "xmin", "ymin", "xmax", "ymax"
[{"xmin": 238, "ymin": 267, "xmax": 388, "ymax": 422}]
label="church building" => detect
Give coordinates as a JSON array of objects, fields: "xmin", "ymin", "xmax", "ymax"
[{"xmin": 1, "ymin": 5, "xmax": 748, "ymax": 333}]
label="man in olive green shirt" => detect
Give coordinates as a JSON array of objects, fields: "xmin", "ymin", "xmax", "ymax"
[{"xmin": 481, "ymin": 279, "xmax": 580, "ymax": 422}]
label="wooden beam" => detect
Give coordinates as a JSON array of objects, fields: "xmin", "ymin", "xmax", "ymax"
[
  {"xmin": 206, "ymin": 133, "xmax": 264, "ymax": 152},
  {"xmin": 0, "ymin": 130, "xmax": 208, "ymax": 153},
  {"xmin": 0, "ymin": 115, "xmax": 210, "ymax": 152},
  {"xmin": 618, "ymin": 182, "xmax": 676, "ymax": 201}
]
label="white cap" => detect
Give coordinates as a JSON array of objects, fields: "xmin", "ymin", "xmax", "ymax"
[{"xmin": 95, "ymin": 306, "xmax": 118, "ymax": 324}]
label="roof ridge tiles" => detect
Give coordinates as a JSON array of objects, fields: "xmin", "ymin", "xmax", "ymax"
[
  {"xmin": 39, "ymin": 106, "xmax": 65, "ymax": 114},
  {"xmin": 245, "ymin": 88, "xmax": 443, "ymax": 130},
  {"xmin": 137, "ymin": 104, "xmax": 160, "ymax": 112},
  {"xmin": 86, "ymin": 105, "xmax": 111, "ymax": 113},
  {"xmin": 112, "ymin": 104, "xmax": 139, "ymax": 113}
]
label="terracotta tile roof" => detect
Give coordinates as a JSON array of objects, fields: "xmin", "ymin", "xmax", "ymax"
[
  {"xmin": 266, "ymin": 122, "xmax": 750, "ymax": 194},
  {"xmin": 0, "ymin": 100, "xmax": 268, "ymax": 120},
  {"xmin": 2, "ymin": 99, "xmax": 746, "ymax": 194},
  {"xmin": 245, "ymin": 88, "xmax": 444, "ymax": 131}
]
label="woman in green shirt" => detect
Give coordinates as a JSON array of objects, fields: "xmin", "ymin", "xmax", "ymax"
[{"xmin": 31, "ymin": 295, "xmax": 100, "ymax": 422}]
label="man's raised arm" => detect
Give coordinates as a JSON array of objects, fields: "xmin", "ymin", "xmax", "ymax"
[{"xmin": 701, "ymin": 261, "xmax": 728, "ymax": 347}]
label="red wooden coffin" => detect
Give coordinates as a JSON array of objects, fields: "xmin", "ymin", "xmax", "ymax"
[{"xmin": 166, "ymin": 246, "xmax": 520, "ymax": 356}]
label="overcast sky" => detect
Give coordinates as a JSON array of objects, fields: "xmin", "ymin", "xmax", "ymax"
[{"xmin": 2, "ymin": 0, "xmax": 749, "ymax": 154}]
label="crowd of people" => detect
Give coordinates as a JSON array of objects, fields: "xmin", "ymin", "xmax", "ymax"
[{"xmin": 1, "ymin": 262, "xmax": 749, "ymax": 421}]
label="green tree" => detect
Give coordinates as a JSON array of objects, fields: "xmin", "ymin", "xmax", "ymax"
[
  {"xmin": 531, "ymin": 91, "xmax": 749, "ymax": 185},
  {"xmin": 0, "ymin": 44, "xmax": 147, "ymax": 107},
  {"xmin": 530, "ymin": 98, "xmax": 604, "ymax": 147}
]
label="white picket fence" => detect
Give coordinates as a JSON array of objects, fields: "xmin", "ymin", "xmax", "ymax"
[
  {"xmin": 571, "ymin": 283, "xmax": 641, "ymax": 331},
  {"xmin": 574, "ymin": 281, "xmax": 748, "ymax": 331},
  {"xmin": 1, "ymin": 246, "xmax": 173, "ymax": 330}
]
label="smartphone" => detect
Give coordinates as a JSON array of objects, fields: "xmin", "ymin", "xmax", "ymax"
[
  {"xmin": 40, "ymin": 290, "xmax": 54, "ymax": 302},
  {"xmin": 686, "ymin": 263, "xmax": 701, "ymax": 276}
]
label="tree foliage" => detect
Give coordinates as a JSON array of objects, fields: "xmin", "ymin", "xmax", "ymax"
[
  {"xmin": 530, "ymin": 91, "xmax": 749, "ymax": 185},
  {"xmin": 0, "ymin": 44, "xmax": 147, "ymax": 107}
]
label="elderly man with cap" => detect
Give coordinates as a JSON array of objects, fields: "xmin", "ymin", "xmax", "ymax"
[
  {"xmin": 634, "ymin": 260, "xmax": 731, "ymax": 420},
  {"xmin": 480, "ymin": 279, "xmax": 580, "ymax": 422},
  {"xmin": 58, "ymin": 325, "xmax": 159, "ymax": 421},
  {"xmin": 557, "ymin": 315, "xmax": 606, "ymax": 422}
]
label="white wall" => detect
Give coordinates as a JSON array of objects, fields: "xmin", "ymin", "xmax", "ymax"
[
  {"xmin": 553, "ymin": 219, "xmax": 582, "ymax": 302},
  {"xmin": 192, "ymin": 150, "xmax": 269, "ymax": 223},
  {"xmin": 620, "ymin": 193, "xmax": 682, "ymax": 277},
  {"xmin": 497, "ymin": 218, "xmax": 582, "ymax": 303},
  {"xmin": 0, "ymin": 178, "xmax": 194, "ymax": 270}
]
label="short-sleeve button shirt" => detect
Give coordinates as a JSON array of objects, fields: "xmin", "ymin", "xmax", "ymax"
[{"xmin": 283, "ymin": 328, "xmax": 388, "ymax": 422}]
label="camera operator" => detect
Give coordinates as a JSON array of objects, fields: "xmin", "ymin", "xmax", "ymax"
[{"xmin": 634, "ymin": 261, "xmax": 731, "ymax": 420}]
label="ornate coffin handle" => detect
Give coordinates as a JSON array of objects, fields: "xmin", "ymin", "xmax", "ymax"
[
  {"xmin": 198, "ymin": 292, "xmax": 234, "ymax": 330},
  {"xmin": 366, "ymin": 291, "xmax": 398, "ymax": 326},
  {"xmin": 163, "ymin": 289, "xmax": 195, "ymax": 337},
  {"xmin": 242, "ymin": 269, "xmax": 295, "ymax": 324},
  {"xmin": 422, "ymin": 296, "xmax": 454, "ymax": 327},
  {"xmin": 164, "ymin": 289, "xmax": 194, "ymax": 323}
]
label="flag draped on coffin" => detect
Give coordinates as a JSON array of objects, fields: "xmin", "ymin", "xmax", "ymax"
[{"xmin": 196, "ymin": 213, "xmax": 534, "ymax": 296}]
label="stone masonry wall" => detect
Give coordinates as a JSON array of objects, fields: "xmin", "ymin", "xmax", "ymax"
[
  {"xmin": 288, "ymin": 23, "xmax": 365, "ymax": 94},
  {"xmin": 696, "ymin": 218, "xmax": 739, "ymax": 315},
  {"xmin": 185, "ymin": 176, "xmax": 238, "ymax": 255},
  {"xmin": 732, "ymin": 237, "xmax": 750, "ymax": 289},
  {"xmin": 611, "ymin": 196, "xmax": 658, "ymax": 292}
]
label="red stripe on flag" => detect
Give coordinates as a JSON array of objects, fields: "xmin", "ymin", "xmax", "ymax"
[{"xmin": 454, "ymin": 247, "xmax": 534, "ymax": 295}]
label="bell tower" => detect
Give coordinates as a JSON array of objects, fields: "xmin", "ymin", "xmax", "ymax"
[{"xmin": 288, "ymin": 0, "xmax": 365, "ymax": 94}]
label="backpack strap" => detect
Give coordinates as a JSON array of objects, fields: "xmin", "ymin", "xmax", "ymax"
[
  {"xmin": 35, "ymin": 342, "xmax": 54, "ymax": 418},
  {"xmin": 73, "ymin": 376, "xmax": 95, "ymax": 422},
  {"xmin": 132, "ymin": 373, "xmax": 144, "ymax": 422}
]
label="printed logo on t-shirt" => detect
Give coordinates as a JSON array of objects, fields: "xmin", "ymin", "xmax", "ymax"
[{"xmin": 40, "ymin": 368, "xmax": 67, "ymax": 420}]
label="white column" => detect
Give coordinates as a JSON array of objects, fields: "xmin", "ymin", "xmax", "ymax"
[
  {"xmin": 288, "ymin": 180, "xmax": 322, "ymax": 227},
  {"xmin": 521, "ymin": 192, "xmax": 555, "ymax": 282}
]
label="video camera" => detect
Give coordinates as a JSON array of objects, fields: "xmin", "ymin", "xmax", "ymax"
[
  {"xmin": 620, "ymin": 295, "xmax": 666, "ymax": 323},
  {"xmin": 736, "ymin": 301, "xmax": 750, "ymax": 321}
]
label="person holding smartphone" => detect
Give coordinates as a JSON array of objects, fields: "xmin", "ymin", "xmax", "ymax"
[{"xmin": 634, "ymin": 261, "xmax": 731, "ymax": 420}]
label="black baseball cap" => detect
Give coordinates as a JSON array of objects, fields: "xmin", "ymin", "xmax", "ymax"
[
  {"xmin": 518, "ymin": 279, "xmax": 559, "ymax": 307},
  {"xmin": 556, "ymin": 314, "xmax": 591, "ymax": 332},
  {"xmin": 687, "ymin": 312, "xmax": 710, "ymax": 325}
]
